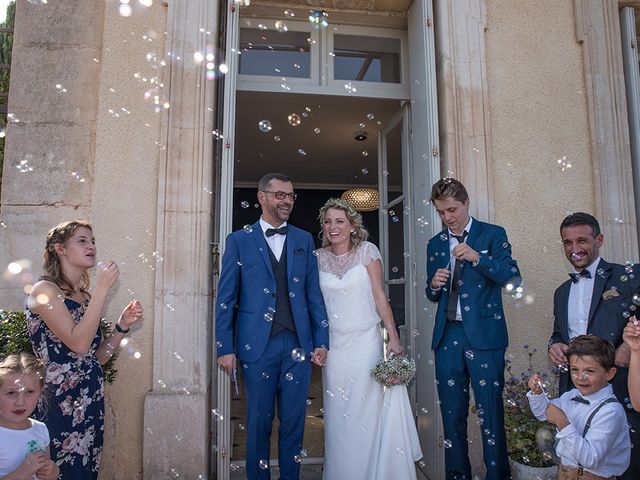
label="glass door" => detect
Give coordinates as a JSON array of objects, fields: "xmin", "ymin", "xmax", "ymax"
[{"xmin": 377, "ymin": 103, "xmax": 415, "ymax": 364}]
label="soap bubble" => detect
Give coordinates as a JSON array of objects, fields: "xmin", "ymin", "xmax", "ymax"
[
  {"xmin": 288, "ymin": 113, "xmax": 301, "ymax": 126},
  {"xmin": 258, "ymin": 120, "xmax": 272, "ymax": 133}
]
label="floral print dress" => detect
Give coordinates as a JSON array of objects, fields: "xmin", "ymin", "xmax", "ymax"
[{"xmin": 27, "ymin": 298, "xmax": 104, "ymax": 479}]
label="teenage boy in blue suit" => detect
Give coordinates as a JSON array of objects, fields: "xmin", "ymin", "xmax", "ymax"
[
  {"xmin": 426, "ymin": 178, "xmax": 521, "ymax": 480},
  {"xmin": 216, "ymin": 173, "xmax": 330, "ymax": 480}
]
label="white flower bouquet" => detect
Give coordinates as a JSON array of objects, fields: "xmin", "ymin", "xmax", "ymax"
[{"xmin": 370, "ymin": 354, "xmax": 416, "ymax": 387}]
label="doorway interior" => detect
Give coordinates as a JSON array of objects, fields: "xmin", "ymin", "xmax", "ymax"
[{"xmin": 228, "ymin": 90, "xmax": 403, "ymax": 465}]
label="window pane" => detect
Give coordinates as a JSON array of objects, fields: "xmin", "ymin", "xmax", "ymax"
[
  {"xmin": 385, "ymin": 120, "xmax": 403, "ymax": 202},
  {"xmin": 388, "ymin": 284, "xmax": 405, "ymax": 327},
  {"xmin": 387, "ymin": 200, "xmax": 405, "ymax": 280},
  {"xmin": 334, "ymin": 34, "xmax": 401, "ymax": 83},
  {"xmin": 239, "ymin": 28, "xmax": 310, "ymax": 78}
]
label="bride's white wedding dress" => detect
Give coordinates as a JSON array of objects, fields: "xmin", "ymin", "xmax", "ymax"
[{"xmin": 318, "ymin": 241, "xmax": 422, "ymax": 480}]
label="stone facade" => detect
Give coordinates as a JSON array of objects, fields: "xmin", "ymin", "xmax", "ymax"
[{"xmin": 0, "ymin": 0, "xmax": 637, "ymax": 478}]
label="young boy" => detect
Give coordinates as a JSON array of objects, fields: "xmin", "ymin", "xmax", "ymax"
[{"xmin": 528, "ymin": 335, "xmax": 630, "ymax": 479}]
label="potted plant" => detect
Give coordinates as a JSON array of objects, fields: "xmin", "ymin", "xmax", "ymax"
[{"xmin": 503, "ymin": 346, "xmax": 558, "ymax": 480}]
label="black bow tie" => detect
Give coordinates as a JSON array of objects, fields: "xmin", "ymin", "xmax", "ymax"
[
  {"xmin": 569, "ymin": 269, "xmax": 591, "ymax": 283},
  {"xmin": 265, "ymin": 226, "xmax": 288, "ymax": 237},
  {"xmin": 570, "ymin": 395, "xmax": 590, "ymax": 405}
]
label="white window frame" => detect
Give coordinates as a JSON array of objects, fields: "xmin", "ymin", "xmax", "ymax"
[
  {"xmin": 326, "ymin": 24, "xmax": 409, "ymax": 98},
  {"xmin": 236, "ymin": 19, "xmax": 408, "ymax": 99},
  {"xmin": 237, "ymin": 18, "xmax": 320, "ymax": 91}
]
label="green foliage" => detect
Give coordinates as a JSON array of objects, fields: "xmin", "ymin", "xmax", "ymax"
[
  {"xmin": 0, "ymin": 310, "xmax": 31, "ymax": 354},
  {"xmin": 0, "ymin": 0, "xmax": 15, "ymax": 192},
  {"xmin": 0, "ymin": 309, "xmax": 118, "ymax": 383},
  {"xmin": 503, "ymin": 346, "xmax": 557, "ymax": 468}
]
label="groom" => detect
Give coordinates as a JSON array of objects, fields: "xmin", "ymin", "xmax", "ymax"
[
  {"xmin": 426, "ymin": 178, "xmax": 520, "ymax": 480},
  {"xmin": 216, "ymin": 172, "xmax": 330, "ymax": 480}
]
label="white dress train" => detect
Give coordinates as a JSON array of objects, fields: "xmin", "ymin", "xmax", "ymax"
[{"xmin": 318, "ymin": 241, "xmax": 423, "ymax": 480}]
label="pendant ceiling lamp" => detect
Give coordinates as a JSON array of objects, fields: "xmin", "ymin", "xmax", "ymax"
[{"xmin": 341, "ymin": 188, "xmax": 379, "ymax": 212}]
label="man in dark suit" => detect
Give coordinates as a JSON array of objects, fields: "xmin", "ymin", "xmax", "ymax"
[
  {"xmin": 426, "ymin": 178, "xmax": 520, "ymax": 480},
  {"xmin": 548, "ymin": 212, "xmax": 640, "ymax": 480},
  {"xmin": 215, "ymin": 173, "xmax": 330, "ymax": 480}
]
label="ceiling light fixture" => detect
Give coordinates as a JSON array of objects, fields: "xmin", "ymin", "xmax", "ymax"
[{"xmin": 341, "ymin": 188, "xmax": 379, "ymax": 212}]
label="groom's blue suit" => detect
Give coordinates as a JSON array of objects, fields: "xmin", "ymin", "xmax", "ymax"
[
  {"xmin": 216, "ymin": 220, "xmax": 329, "ymax": 479},
  {"xmin": 426, "ymin": 218, "xmax": 520, "ymax": 480}
]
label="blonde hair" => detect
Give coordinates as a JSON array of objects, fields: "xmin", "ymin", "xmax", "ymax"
[
  {"xmin": 42, "ymin": 220, "xmax": 92, "ymax": 296},
  {"xmin": 318, "ymin": 198, "xmax": 368, "ymax": 248},
  {"xmin": 0, "ymin": 353, "xmax": 46, "ymax": 389}
]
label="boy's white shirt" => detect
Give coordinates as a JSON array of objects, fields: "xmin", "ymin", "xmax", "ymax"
[{"xmin": 527, "ymin": 384, "xmax": 630, "ymax": 477}]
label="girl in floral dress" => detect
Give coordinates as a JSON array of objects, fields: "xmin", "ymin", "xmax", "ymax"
[{"xmin": 26, "ymin": 220, "xmax": 143, "ymax": 479}]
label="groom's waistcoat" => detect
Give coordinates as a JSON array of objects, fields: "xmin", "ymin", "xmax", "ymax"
[{"xmin": 268, "ymin": 242, "xmax": 296, "ymax": 337}]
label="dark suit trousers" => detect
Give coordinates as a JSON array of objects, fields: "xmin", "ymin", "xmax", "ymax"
[
  {"xmin": 435, "ymin": 322, "xmax": 510, "ymax": 480},
  {"xmin": 241, "ymin": 330, "xmax": 311, "ymax": 480}
]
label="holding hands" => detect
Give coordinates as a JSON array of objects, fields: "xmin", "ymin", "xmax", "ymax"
[{"xmin": 312, "ymin": 347, "xmax": 328, "ymax": 367}]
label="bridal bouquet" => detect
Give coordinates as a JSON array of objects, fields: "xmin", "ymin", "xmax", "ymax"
[{"xmin": 370, "ymin": 354, "xmax": 416, "ymax": 387}]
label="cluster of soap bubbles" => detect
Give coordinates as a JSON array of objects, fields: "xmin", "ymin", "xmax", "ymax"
[{"xmin": 118, "ymin": 0, "xmax": 154, "ymax": 18}]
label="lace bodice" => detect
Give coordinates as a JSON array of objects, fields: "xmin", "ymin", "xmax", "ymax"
[
  {"xmin": 316, "ymin": 241, "xmax": 382, "ymax": 277},
  {"xmin": 317, "ymin": 241, "xmax": 382, "ymax": 333}
]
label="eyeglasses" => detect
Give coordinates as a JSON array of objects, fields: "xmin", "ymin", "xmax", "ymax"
[{"xmin": 262, "ymin": 190, "xmax": 298, "ymax": 201}]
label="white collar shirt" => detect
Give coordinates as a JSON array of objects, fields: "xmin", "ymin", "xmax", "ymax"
[
  {"xmin": 527, "ymin": 384, "xmax": 630, "ymax": 477},
  {"xmin": 448, "ymin": 217, "xmax": 473, "ymax": 321},
  {"xmin": 259, "ymin": 217, "xmax": 287, "ymax": 262},
  {"xmin": 567, "ymin": 257, "xmax": 601, "ymax": 339}
]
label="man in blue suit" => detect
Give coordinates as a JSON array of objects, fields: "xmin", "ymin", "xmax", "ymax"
[
  {"xmin": 548, "ymin": 212, "xmax": 640, "ymax": 480},
  {"xmin": 216, "ymin": 173, "xmax": 330, "ymax": 480},
  {"xmin": 426, "ymin": 178, "xmax": 520, "ymax": 480}
]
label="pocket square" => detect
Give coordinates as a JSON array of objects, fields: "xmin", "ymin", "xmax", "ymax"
[
  {"xmin": 294, "ymin": 248, "xmax": 305, "ymax": 254},
  {"xmin": 480, "ymin": 250, "xmax": 488, "ymax": 254},
  {"xmin": 602, "ymin": 289, "xmax": 620, "ymax": 300}
]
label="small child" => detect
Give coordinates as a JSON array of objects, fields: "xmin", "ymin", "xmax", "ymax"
[
  {"xmin": 527, "ymin": 335, "xmax": 630, "ymax": 480},
  {"xmin": 0, "ymin": 353, "xmax": 59, "ymax": 480}
]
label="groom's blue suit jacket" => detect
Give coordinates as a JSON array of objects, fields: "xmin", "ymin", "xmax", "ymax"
[
  {"xmin": 215, "ymin": 221, "xmax": 329, "ymax": 362},
  {"xmin": 426, "ymin": 218, "xmax": 521, "ymax": 351}
]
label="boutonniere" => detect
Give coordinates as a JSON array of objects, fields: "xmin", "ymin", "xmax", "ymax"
[{"xmin": 602, "ymin": 289, "xmax": 620, "ymax": 300}]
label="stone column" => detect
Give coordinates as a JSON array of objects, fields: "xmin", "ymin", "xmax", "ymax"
[
  {"xmin": 0, "ymin": 1, "xmax": 105, "ymax": 306},
  {"xmin": 434, "ymin": 0, "xmax": 492, "ymax": 220},
  {"xmin": 574, "ymin": 0, "xmax": 639, "ymax": 262},
  {"xmin": 142, "ymin": 0, "xmax": 218, "ymax": 477}
]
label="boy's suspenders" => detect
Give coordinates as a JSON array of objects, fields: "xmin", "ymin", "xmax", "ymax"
[{"xmin": 577, "ymin": 397, "xmax": 619, "ymax": 476}]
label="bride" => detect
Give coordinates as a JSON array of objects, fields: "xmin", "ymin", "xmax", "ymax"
[{"xmin": 317, "ymin": 198, "xmax": 422, "ymax": 480}]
